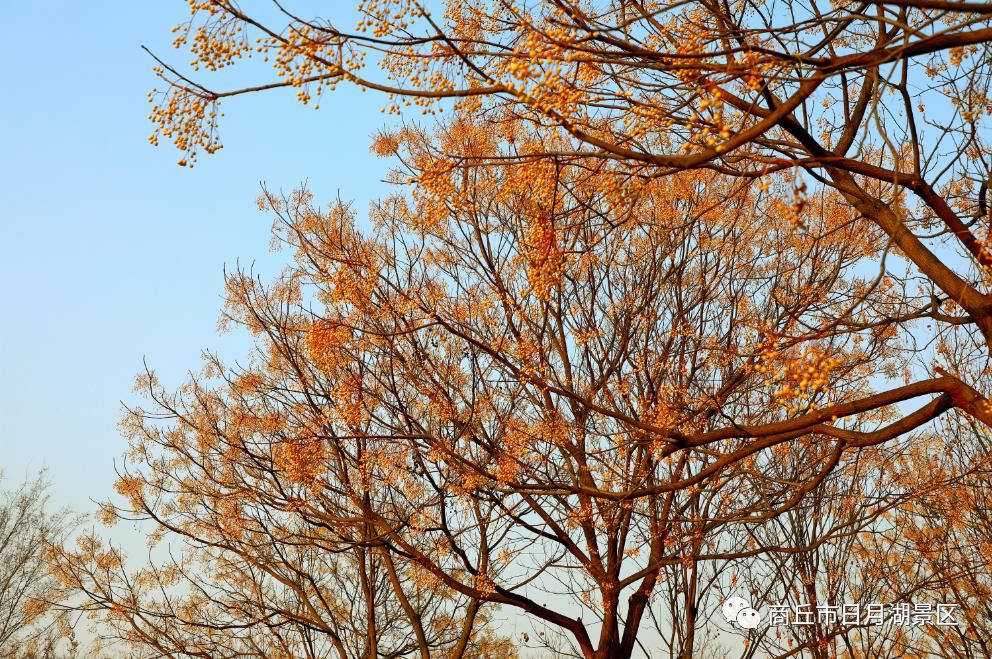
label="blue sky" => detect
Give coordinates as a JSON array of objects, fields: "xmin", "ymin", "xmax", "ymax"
[{"xmin": 0, "ymin": 1, "xmax": 387, "ymax": 513}]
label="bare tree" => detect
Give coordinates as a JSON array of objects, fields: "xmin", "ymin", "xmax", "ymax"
[{"xmin": 0, "ymin": 470, "xmax": 78, "ymax": 658}]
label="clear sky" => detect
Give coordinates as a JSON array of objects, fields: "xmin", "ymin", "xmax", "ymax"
[{"xmin": 0, "ymin": 1, "xmax": 388, "ymax": 515}]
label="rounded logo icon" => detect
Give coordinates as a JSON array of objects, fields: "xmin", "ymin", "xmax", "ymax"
[
  {"xmin": 721, "ymin": 596, "xmax": 750, "ymax": 623},
  {"xmin": 737, "ymin": 607, "xmax": 761, "ymax": 629}
]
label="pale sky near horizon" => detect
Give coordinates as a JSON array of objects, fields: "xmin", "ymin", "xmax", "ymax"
[{"xmin": 0, "ymin": 1, "xmax": 389, "ymax": 517}]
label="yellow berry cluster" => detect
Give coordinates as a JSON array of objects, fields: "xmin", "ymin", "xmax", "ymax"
[
  {"xmin": 147, "ymin": 84, "xmax": 222, "ymax": 166},
  {"xmin": 305, "ymin": 320, "xmax": 351, "ymax": 373},
  {"xmin": 523, "ymin": 214, "xmax": 565, "ymax": 301},
  {"xmin": 274, "ymin": 436, "xmax": 325, "ymax": 487}
]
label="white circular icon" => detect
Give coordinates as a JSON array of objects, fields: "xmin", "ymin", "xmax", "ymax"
[
  {"xmin": 721, "ymin": 596, "xmax": 762, "ymax": 628},
  {"xmin": 737, "ymin": 607, "xmax": 761, "ymax": 629},
  {"xmin": 721, "ymin": 596, "xmax": 750, "ymax": 622}
]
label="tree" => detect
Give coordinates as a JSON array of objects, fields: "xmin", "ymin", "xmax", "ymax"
[
  {"xmin": 56, "ymin": 146, "xmax": 941, "ymax": 657},
  {"xmin": 144, "ymin": 0, "xmax": 992, "ymax": 443},
  {"xmin": 857, "ymin": 413, "xmax": 992, "ymax": 658},
  {"xmin": 150, "ymin": 0, "xmax": 992, "ymax": 354},
  {"xmin": 56, "ymin": 1, "xmax": 992, "ymax": 657},
  {"xmin": 0, "ymin": 470, "xmax": 78, "ymax": 659}
]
